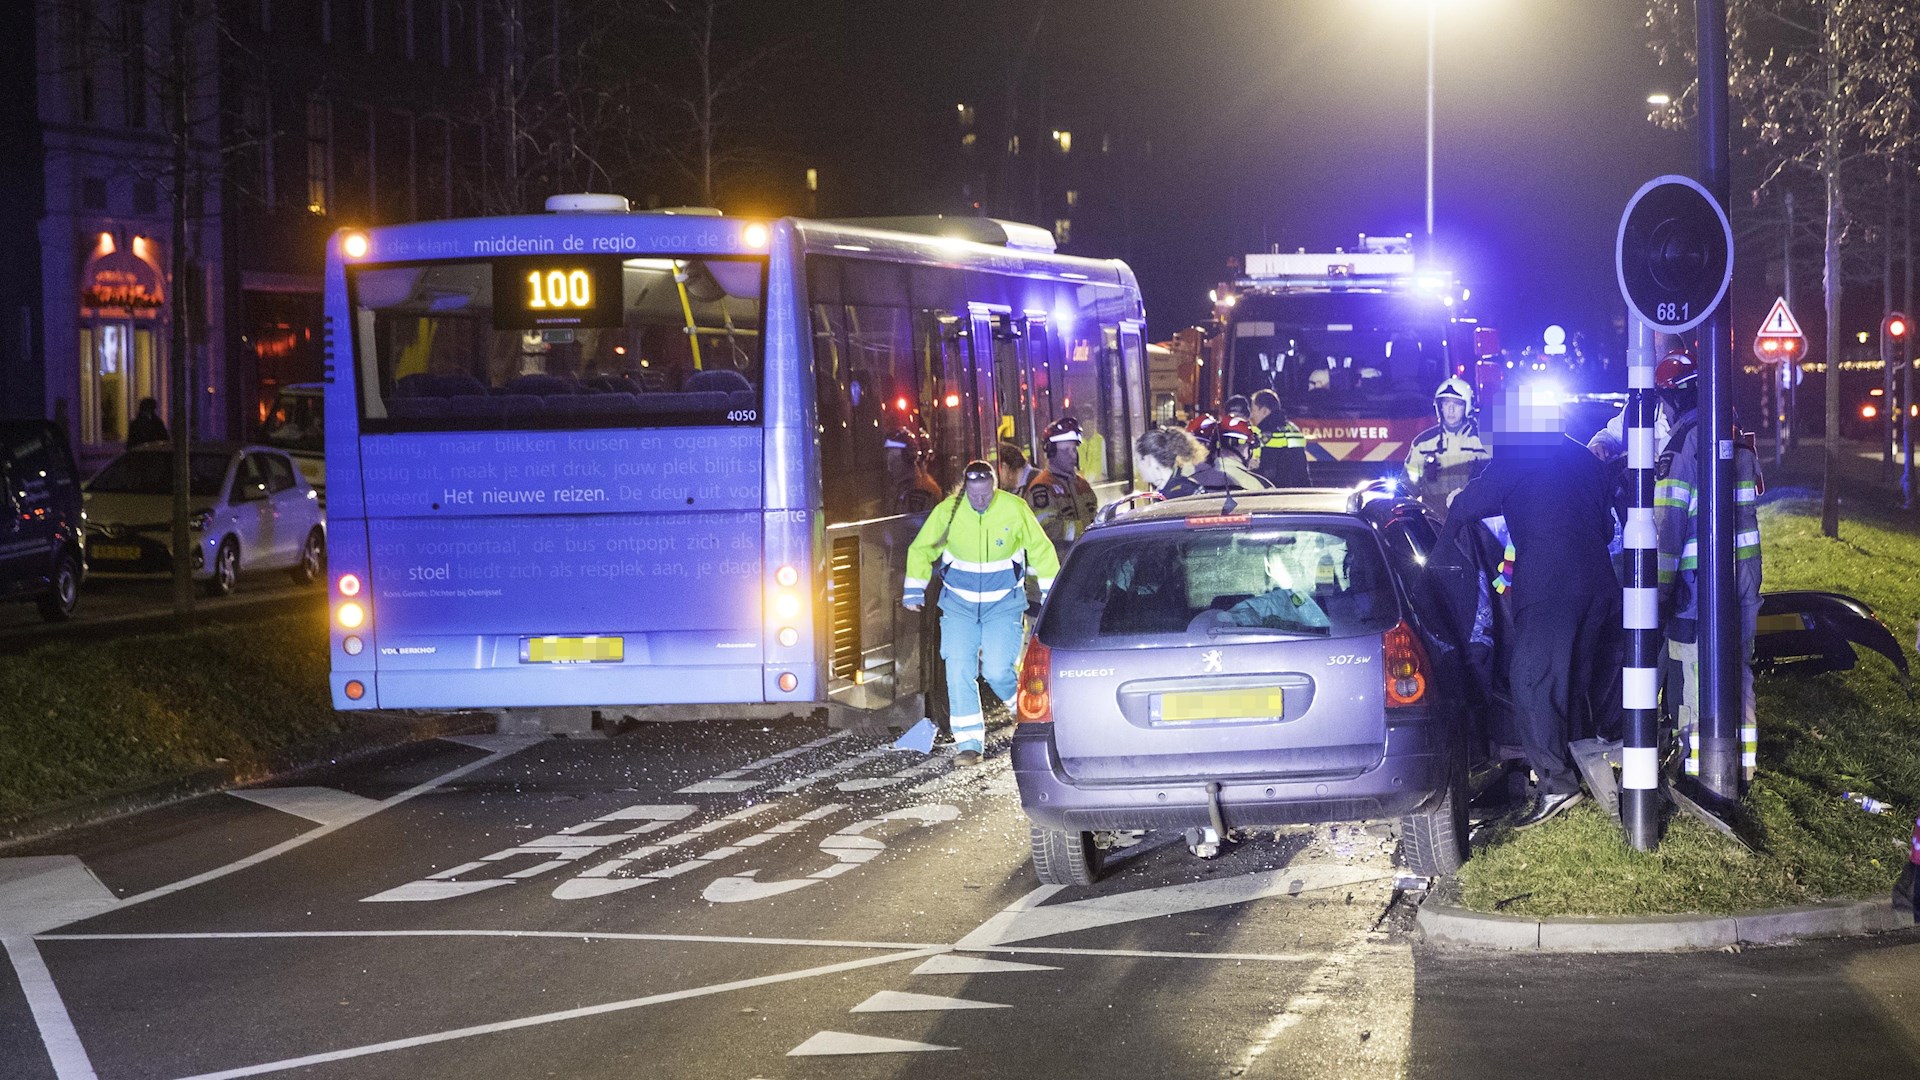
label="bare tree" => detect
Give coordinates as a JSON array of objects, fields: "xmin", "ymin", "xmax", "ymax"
[
  {"xmin": 632, "ymin": 0, "xmax": 795, "ymax": 208},
  {"xmin": 1648, "ymin": 0, "xmax": 1919, "ymax": 536}
]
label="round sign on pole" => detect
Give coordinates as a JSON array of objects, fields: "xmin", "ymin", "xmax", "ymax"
[{"xmin": 1616, "ymin": 175, "xmax": 1734, "ymax": 335}]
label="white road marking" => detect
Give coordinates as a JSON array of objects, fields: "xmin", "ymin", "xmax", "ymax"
[
  {"xmin": 2, "ymin": 935, "xmax": 98, "ymax": 1080},
  {"xmin": 769, "ymin": 746, "xmax": 900, "ymax": 793},
  {"xmin": 363, "ymin": 804, "xmax": 701, "ymax": 902},
  {"xmin": 835, "ymin": 756, "xmax": 948, "ymax": 792},
  {"xmin": 675, "ymin": 731, "xmax": 852, "ymax": 794},
  {"xmin": 702, "ymin": 804, "xmax": 958, "ymax": 903},
  {"xmin": 1234, "ymin": 936, "xmax": 1414, "ymax": 1079},
  {"xmin": 553, "ymin": 803, "xmax": 842, "ymax": 900},
  {"xmin": 951, "ymin": 884, "xmax": 1066, "ymax": 950},
  {"xmin": 41, "ymin": 929, "xmax": 947, "ymax": 950},
  {"xmin": 850, "ymin": 990, "xmax": 1009, "ymax": 1013},
  {"xmin": 226, "ymin": 787, "xmax": 386, "ymax": 827},
  {"xmin": 960, "ymin": 864, "xmax": 1389, "ymax": 946},
  {"xmin": 439, "ymin": 735, "xmax": 545, "ymax": 754},
  {"xmin": 786, "ymin": 1031, "xmax": 956, "ymax": 1056},
  {"xmin": 911, "ymin": 954, "xmax": 1059, "ymax": 976},
  {"xmin": 169, "ymin": 948, "xmax": 942, "ymax": 1080}
]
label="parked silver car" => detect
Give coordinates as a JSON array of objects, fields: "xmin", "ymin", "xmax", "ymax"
[
  {"xmin": 83, "ymin": 444, "xmax": 327, "ymax": 596},
  {"xmin": 1012, "ymin": 489, "xmax": 1471, "ymax": 884}
]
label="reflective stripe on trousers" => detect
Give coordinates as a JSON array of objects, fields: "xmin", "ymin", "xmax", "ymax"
[{"xmin": 940, "ymin": 597, "xmax": 1025, "ymax": 754}]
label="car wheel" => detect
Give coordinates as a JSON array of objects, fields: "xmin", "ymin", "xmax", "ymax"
[
  {"xmin": 1029, "ymin": 826, "xmax": 1101, "ymax": 886},
  {"xmin": 289, "ymin": 528, "xmax": 326, "ymax": 586},
  {"xmin": 204, "ymin": 537, "xmax": 239, "ymax": 597},
  {"xmin": 1399, "ymin": 766, "xmax": 1470, "ymax": 877},
  {"xmin": 36, "ymin": 551, "xmax": 81, "ymax": 622}
]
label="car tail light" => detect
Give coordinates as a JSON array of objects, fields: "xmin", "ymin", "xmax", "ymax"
[
  {"xmin": 1383, "ymin": 621, "xmax": 1430, "ymax": 707},
  {"xmin": 1017, "ymin": 640, "xmax": 1052, "ymax": 723}
]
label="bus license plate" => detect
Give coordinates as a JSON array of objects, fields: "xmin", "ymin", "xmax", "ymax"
[
  {"xmin": 1155, "ymin": 687, "xmax": 1284, "ymax": 724},
  {"xmin": 521, "ymin": 636, "xmax": 625, "ymax": 664},
  {"xmin": 91, "ymin": 544, "xmax": 142, "ymax": 562}
]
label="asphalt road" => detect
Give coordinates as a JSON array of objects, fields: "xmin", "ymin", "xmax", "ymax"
[{"xmin": 2, "ymin": 719, "xmax": 1916, "ymax": 1080}]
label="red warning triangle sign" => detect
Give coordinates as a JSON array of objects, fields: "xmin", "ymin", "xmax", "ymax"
[{"xmin": 1757, "ymin": 296, "xmax": 1804, "ymax": 339}]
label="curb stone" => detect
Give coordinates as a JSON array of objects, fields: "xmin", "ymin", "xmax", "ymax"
[{"xmin": 1418, "ymin": 897, "xmax": 1916, "ymax": 952}]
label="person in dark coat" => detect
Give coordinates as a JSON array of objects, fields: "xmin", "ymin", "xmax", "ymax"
[
  {"xmin": 127, "ymin": 398, "xmax": 168, "ymax": 448},
  {"xmin": 1441, "ymin": 381, "xmax": 1623, "ymax": 828}
]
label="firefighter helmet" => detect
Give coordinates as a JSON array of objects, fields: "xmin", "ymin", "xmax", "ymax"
[
  {"xmin": 1041, "ymin": 416, "xmax": 1085, "ymax": 444},
  {"xmin": 1433, "ymin": 377, "xmax": 1475, "ymax": 424},
  {"xmin": 1217, "ymin": 415, "xmax": 1254, "ymax": 444},
  {"xmin": 1654, "ymin": 350, "xmax": 1699, "ymax": 391}
]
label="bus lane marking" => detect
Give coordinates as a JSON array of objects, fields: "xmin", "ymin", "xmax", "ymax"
[
  {"xmin": 363, "ymin": 804, "xmax": 701, "ymax": 903},
  {"xmin": 702, "ymin": 804, "xmax": 959, "ymax": 904},
  {"xmin": 552, "ymin": 804, "xmax": 842, "ymax": 899}
]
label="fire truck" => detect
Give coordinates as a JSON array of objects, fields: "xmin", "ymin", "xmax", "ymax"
[{"xmin": 1200, "ymin": 234, "xmax": 1500, "ymax": 484}]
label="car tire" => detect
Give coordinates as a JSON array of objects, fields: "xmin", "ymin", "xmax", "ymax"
[
  {"xmin": 1029, "ymin": 826, "xmax": 1101, "ymax": 886},
  {"xmin": 36, "ymin": 551, "xmax": 81, "ymax": 623},
  {"xmin": 1399, "ymin": 766, "xmax": 1470, "ymax": 877},
  {"xmin": 290, "ymin": 528, "xmax": 326, "ymax": 586},
  {"xmin": 204, "ymin": 537, "xmax": 239, "ymax": 597}
]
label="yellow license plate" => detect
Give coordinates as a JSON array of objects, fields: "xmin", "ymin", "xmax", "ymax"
[
  {"xmin": 522, "ymin": 636, "xmax": 624, "ymax": 664},
  {"xmin": 1158, "ymin": 687, "xmax": 1285, "ymax": 724},
  {"xmin": 92, "ymin": 544, "xmax": 142, "ymax": 561}
]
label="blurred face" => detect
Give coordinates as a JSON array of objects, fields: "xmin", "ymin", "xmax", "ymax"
[
  {"xmin": 996, "ymin": 461, "xmax": 1022, "ymax": 490},
  {"xmin": 1047, "ymin": 439, "xmax": 1079, "ymax": 473},
  {"xmin": 1438, "ymin": 399, "xmax": 1467, "ymax": 430},
  {"xmin": 1135, "ymin": 453, "xmax": 1173, "ymax": 488},
  {"xmin": 965, "ymin": 474, "xmax": 996, "ymax": 511},
  {"xmin": 1249, "ymin": 402, "xmax": 1272, "ymax": 427}
]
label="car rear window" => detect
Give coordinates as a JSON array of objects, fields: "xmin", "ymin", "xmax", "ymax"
[
  {"xmin": 1038, "ymin": 522, "xmax": 1401, "ymax": 647},
  {"xmin": 87, "ymin": 452, "xmax": 231, "ymax": 498}
]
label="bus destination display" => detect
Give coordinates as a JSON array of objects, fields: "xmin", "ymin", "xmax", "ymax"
[{"xmin": 492, "ymin": 256, "xmax": 623, "ymax": 329}]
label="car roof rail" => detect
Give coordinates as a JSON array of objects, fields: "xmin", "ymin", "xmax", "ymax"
[
  {"xmin": 1345, "ymin": 478, "xmax": 1406, "ymax": 515},
  {"xmin": 1093, "ymin": 490, "xmax": 1165, "ymax": 527}
]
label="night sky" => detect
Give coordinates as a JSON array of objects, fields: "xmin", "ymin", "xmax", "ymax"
[{"xmin": 737, "ymin": 1, "xmax": 1693, "ymax": 355}]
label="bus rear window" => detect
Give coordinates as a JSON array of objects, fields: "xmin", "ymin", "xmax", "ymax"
[{"xmin": 350, "ymin": 256, "xmax": 765, "ymax": 431}]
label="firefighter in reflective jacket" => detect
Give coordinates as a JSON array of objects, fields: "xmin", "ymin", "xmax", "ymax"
[
  {"xmin": 1020, "ymin": 417, "xmax": 1100, "ymax": 553},
  {"xmin": 903, "ymin": 460, "xmax": 1060, "ymax": 767},
  {"xmin": 1652, "ymin": 351, "xmax": 1763, "ymax": 782},
  {"xmin": 1249, "ymin": 389, "xmax": 1311, "ymax": 487},
  {"xmin": 1405, "ymin": 377, "xmax": 1492, "ymax": 521}
]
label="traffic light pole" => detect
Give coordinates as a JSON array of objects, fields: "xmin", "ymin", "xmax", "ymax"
[
  {"xmin": 1623, "ymin": 317, "xmax": 1662, "ymax": 849},
  {"xmin": 1695, "ymin": 0, "xmax": 1743, "ymax": 801}
]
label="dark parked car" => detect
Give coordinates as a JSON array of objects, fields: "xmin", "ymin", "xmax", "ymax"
[
  {"xmin": 1012, "ymin": 488, "xmax": 1474, "ymax": 884},
  {"xmin": 0, "ymin": 421, "xmax": 86, "ymax": 621}
]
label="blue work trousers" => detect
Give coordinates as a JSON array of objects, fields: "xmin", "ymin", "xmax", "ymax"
[{"xmin": 939, "ymin": 599, "xmax": 1025, "ymax": 754}]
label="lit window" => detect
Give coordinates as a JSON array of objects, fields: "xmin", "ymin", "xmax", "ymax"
[
  {"xmin": 957, "ymin": 103, "xmax": 975, "ymax": 128},
  {"xmin": 1054, "ymin": 218, "xmax": 1072, "ymax": 245},
  {"xmin": 1065, "ymin": 190, "xmax": 1078, "ymax": 207},
  {"xmin": 1052, "ymin": 129, "xmax": 1071, "ymax": 154},
  {"xmin": 1008, "ymin": 135, "xmax": 1020, "ymax": 155},
  {"xmin": 806, "ymin": 167, "xmax": 818, "ymax": 192}
]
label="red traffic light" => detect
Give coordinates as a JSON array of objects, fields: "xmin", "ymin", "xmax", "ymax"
[
  {"xmin": 1885, "ymin": 311, "xmax": 1910, "ymax": 340},
  {"xmin": 1892, "ymin": 318, "xmax": 1908, "ymax": 338}
]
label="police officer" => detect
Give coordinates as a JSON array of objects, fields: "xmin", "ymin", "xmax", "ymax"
[
  {"xmin": 885, "ymin": 428, "xmax": 942, "ymax": 514},
  {"xmin": 903, "ymin": 460, "xmax": 1059, "ymax": 766},
  {"xmin": 1248, "ymin": 389, "xmax": 1311, "ymax": 487},
  {"xmin": 1405, "ymin": 377, "xmax": 1492, "ymax": 521},
  {"xmin": 1442, "ymin": 382, "xmax": 1621, "ymax": 828},
  {"xmin": 1021, "ymin": 417, "xmax": 1100, "ymax": 553},
  {"xmin": 1651, "ymin": 351, "xmax": 1763, "ymax": 783}
]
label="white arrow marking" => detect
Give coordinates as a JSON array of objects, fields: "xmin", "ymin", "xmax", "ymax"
[
  {"xmin": 957, "ymin": 864, "xmax": 1389, "ymax": 947},
  {"xmin": 787, "ymin": 1031, "xmax": 956, "ymax": 1056},
  {"xmin": 851, "ymin": 990, "xmax": 1009, "ymax": 1013},
  {"xmin": 700, "ymin": 869, "xmax": 821, "ymax": 903},
  {"xmin": 227, "ymin": 786, "xmax": 384, "ymax": 827},
  {"xmin": 911, "ymin": 954, "xmax": 1059, "ymax": 976},
  {"xmin": 362, "ymin": 879, "xmax": 513, "ymax": 903},
  {"xmin": 703, "ymin": 804, "xmax": 958, "ymax": 903}
]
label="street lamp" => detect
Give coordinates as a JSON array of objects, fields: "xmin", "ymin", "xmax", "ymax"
[{"xmin": 1647, "ymin": 92, "xmax": 1673, "ymax": 107}]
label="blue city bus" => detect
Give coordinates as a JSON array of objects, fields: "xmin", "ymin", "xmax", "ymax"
[{"xmin": 324, "ymin": 198, "xmax": 1149, "ymax": 726}]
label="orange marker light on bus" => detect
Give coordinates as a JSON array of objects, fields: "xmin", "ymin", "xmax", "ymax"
[
  {"xmin": 743, "ymin": 223, "xmax": 770, "ymax": 249},
  {"xmin": 337, "ymin": 602, "xmax": 366, "ymax": 629},
  {"xmin": 344, "ymin": 680, "xmax": 366, "ymax": 700},
  {"xmin": 778, "ymin": 672, "xmax": 798, "ymax": 692},
  {"xmin": 342, "ymin": 232, "xmax": 369, "ymax": 259}
]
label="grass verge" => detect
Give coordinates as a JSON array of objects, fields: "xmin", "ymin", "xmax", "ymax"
[
  {"xmin": 0, "ymin": 610, "xmax": 446, "ymax": 831},
  {"xmin": 1458, "ymin": 497, "xmax": 1920, "ymax": 917}
]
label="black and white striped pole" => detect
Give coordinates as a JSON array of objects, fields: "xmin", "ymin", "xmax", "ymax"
[{"xmin": 1622, "ymin": 316, "xmax": 1663, "ymax": 850}]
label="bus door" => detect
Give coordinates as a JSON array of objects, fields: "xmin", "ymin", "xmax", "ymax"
[
  {"xmin": 1021, "ymin": 316, "xmax": 1057, "ymax": 444},
  {"xmin": 969, "ymin": 304, "xmax": 1026, "ymax": 455}
]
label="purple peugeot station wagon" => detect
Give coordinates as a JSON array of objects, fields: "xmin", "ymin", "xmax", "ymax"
[{"xmin": 1012, "ymin": 489, "xmax": 1471, "ymax": 885}]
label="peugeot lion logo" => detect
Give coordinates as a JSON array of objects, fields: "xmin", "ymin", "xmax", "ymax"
[{"xmin": 1200, "ymin": 649, "xmax": 1223, "ymax": 673}]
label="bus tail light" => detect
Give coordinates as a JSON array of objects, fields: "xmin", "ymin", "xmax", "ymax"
[
  {"xmin": 1016, "ymin": 641, "xmax": 1052, "ymax": 723},
  {"xmin": 771, "ymin": 589, "xmax": 803, "ymax": 622},
  {"xmin": 1384, "ymin": 621, "xmax": 1430, "ymax": 708},
  {"xmin": 338, "ymin": 573, "xmax": 361, "ymax": 597},
  {"xmin": 777, "ymin": 672, "xmax": 798, "ymax": 693},
  {"xmin": 337, "ymin": 601, "xmax": 366, "ymax": 629},
  {"xmin": 775, "ymin": 564, "xmax": 799, "ymax": 587},
  {"xmin": 777, "ymin": 627, "xmax": 799, "ymax": 648},
  {"xmin": 343, "ymin": 635, "xmax": 364, "ymax": 656}
]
